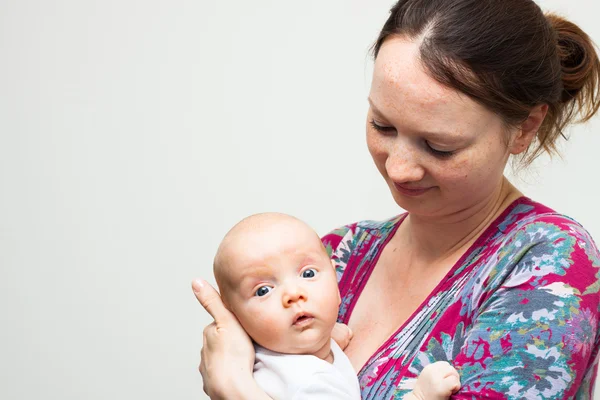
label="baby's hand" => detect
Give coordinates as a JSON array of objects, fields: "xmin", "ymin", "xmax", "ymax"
[
  {"xmin": 331, "ymin": 322, "xmax": 353, "ymax": 350},
  {"xmin": 410, "ymin": 361, "xmax": 460, "ymax": 400}
]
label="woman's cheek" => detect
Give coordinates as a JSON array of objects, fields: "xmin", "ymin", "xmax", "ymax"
[
  {"xmin": 367, "ymin": 135, "xmax": 389, "ymax": 176},
  {"xmin": 431, "ymin": 157, "xmax": 471, "ymax": 188},
  {"xmin": 367, "ymin": 130, "xmax": 385, "ymax": 155},
  {"xmin": 443, "ymin": 153, "xmax": 502, "ymax": 197}
]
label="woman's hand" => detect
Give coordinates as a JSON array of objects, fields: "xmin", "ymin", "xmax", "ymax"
[
  {"xmin": 332, "ymin": 322, "xmax": 353, "ymax": 350},
  {"xmin": 192, "ymin": 279, "xmax": 260, "ymax": 399}
]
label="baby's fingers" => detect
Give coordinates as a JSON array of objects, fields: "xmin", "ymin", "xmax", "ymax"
[
  {"xmin": 332, "ymin": 323, "xmax": 353, "ymax": 350},
  {"xmin": 442, "ymin": 373, "xmax": 461, "ymax": 394}
]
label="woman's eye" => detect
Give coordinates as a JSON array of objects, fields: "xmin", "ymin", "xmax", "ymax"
[
  {"xmin": 255, "ymin": 286, "xmax": 272, "ymax": 297},
  {"xmin": 302, "ymin": 268, "xmax": 317, "ymax": 278},
  {"xmin": 369, "ymin": 120, "xmax": 396, "ymax": 134},
  {"xmin": 426, "ymin": 141, "xmax": 455, "ymax": 158}
]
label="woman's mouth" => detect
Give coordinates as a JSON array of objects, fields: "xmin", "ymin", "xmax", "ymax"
[{"xmin": 393, "ymin": 182, "xmax": 432, "ymax": 197}]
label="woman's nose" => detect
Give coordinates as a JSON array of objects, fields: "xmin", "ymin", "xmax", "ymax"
[
  {"xmin": 282, "ymin": 285, "xmax": 307, "ymax": 307},
  {"xmin": 385, "ymin": 146, "xmax": 425, "ymax": 183}
]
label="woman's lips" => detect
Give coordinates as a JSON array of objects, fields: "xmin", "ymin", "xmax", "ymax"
[{"xmin": 393, "ymin": 182, "xmax": 432, "ymax": 197}]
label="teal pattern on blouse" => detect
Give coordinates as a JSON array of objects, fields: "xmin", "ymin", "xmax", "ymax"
[{"xmin": 322, "ymin": 197, "xmax": 600, "ymax": 399}]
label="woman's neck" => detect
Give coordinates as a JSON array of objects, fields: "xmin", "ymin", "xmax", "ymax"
[{"xmin": 400, "ymin": 177, "xmax": 522, "ymax": 263}]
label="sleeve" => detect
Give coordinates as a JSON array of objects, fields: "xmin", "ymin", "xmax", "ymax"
[
  {"xmin": 290, "ymin": 372, "xmax": 361, "ymax": 400},
  {"xmin": 452, "ymin": 218, "xmax": 600, "ymax": 399}
]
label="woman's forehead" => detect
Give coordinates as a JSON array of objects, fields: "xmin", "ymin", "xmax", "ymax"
[
  {"xmin": 371, "ymin": 37, "xmax": 492, "ymax": 133},
  {"xmin": 374, "ymin": 40, "xmax": 461, "ymax": 104}
]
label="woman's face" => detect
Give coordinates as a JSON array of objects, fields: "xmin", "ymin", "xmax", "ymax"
[{"xmin": 367, "ymin": 36, "xmax": 516, "ymax": 219}]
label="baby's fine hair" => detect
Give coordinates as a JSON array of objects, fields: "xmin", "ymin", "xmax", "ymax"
[{"xmin": 213, "ymin": 212, "xmax": 326, "ymax": 291}]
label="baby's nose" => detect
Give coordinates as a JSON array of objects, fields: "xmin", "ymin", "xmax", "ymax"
[{"xmin": 282, "ymin": 286, "xmax": 307, "ymax": 306}]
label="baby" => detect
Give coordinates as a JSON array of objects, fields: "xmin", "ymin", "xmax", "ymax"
[{"xmin": 213, "ymin": 212, "xmax": 460, "ymax": 400}]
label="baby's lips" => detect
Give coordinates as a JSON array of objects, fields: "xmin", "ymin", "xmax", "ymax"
[{"xmin": 292, "ymin": 311, "xmax": 314, "ymax": 324}]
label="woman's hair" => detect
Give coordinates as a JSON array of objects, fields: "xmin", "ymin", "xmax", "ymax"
[{"xmin": 372, "ymin": 0, "xmax": 600, "ymax": 166}]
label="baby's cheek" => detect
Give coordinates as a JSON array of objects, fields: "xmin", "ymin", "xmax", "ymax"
[
  {"xmin": 255, "ymin": 313, "xmax": 280, "ymax": 332},
  {"xmin": 253, "ymin": 318, "xmax": 290, "ymax": 350},
  {"xmin": 317, "ymin": 287, "xmax": 342, "ymax": 323},
  {"xmin": 244, "ymin": 307, "xmax": 285, "ymax": 338}
]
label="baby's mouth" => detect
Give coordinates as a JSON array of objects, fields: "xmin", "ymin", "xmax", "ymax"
[{"xmin": 293, "ymin": 312, "xmax": 315, "ymax": 326}]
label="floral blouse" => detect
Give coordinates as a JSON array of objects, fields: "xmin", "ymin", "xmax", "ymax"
[{"xmin": 322, "ymin": 197, "xmax": 600, "ymax": 399}]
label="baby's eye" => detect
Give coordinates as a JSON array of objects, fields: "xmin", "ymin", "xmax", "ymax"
[
  {"xmin": 302, "ymin": 268, "xmax": 317, "ymax": 278},
  {"xmin": 255, "ymin": 286, "xmax": 272, "ymax": 297}
]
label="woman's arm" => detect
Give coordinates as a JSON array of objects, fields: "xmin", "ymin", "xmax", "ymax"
[
  {"xmin": 192, "ymin": 279, "xmax": 271, "ymax": 400},
  {"xmin": 451, "ymin": 221, "xmax": 600, "ymax": 399}
]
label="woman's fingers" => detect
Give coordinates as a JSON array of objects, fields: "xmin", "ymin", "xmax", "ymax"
[
  {"xmin": 200, "ymin": 339, "xmax": 209, "ymax": 395},
  {"xmin": 194, "ymin": 280, "xmax": 255, "ymax": 398},
  {"xmin": 192, "ymin": 279, "xmax": 231, "ymax": 324}
]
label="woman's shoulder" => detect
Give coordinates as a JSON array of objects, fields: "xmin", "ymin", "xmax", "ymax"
[
  {"xmin": 477, "ymin": 197, "xmax": 600, "ymax": 302},
  {"xmin": 500, "ymin": 197, "xmax": 597, "ymax": 247}
]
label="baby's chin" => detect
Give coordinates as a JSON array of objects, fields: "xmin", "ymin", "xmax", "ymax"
[{"xmin": 256, "ymin": 331, "xmax": 331, "ymax": 356}]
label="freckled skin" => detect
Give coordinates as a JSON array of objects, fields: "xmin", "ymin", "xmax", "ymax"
[{"xmin": 367, "ymin": 36, "xmax": 517, "ymax": 221}]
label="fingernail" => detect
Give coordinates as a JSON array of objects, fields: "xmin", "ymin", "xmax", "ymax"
[
  {"xmin": 192, "ymin": 279, "xmax": 205, "ymax": 293},
  {"xmin": 348, "ymin": 327, "xmax": 354, "ymax": 337}
]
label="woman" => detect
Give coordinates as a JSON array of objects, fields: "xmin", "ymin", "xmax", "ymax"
[{"xmin": 194, "ymin": 0, "xmax": 600, "ymax": 398}]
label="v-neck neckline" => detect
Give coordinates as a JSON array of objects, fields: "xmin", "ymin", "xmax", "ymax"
[{"xmin": 342, "ymin": 196, "xmax": 531, "ymax": 376}]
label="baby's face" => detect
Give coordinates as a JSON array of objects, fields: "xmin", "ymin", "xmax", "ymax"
[{"xmin": 218, "ymin": 218, "xmax": 340, "ymax": 355}]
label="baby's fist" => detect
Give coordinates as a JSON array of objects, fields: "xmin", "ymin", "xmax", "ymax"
[
  {"xmin": 331, "ymin": 322, "xmax": 353, "ymax": 350},
  {"xmin": 412, "ymin": 361, "xmax": 460, "ymax": 400}
]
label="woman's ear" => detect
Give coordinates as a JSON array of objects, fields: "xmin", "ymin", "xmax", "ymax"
[{"xmin": 509, "ymin": 104, "xmax": 548, "ymax": 154}]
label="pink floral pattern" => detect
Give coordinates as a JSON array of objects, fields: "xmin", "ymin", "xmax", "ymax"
[{"xmin": 322, "ymin": 198, "xmax": 600, "ymax": 399}]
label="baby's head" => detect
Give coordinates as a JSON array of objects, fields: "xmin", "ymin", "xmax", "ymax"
[{"xmin": 213, "ymin": 212, "xmax": 340, "ymax": 355}]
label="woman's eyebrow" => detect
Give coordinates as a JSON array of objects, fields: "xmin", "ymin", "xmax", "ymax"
[
  {"xmin": 368, "ymin": 97, "xmax": 469, "ymax": 143},
  {"xmin": 367, "ymin": 97, "xmax": 386, "ymax": 118}
]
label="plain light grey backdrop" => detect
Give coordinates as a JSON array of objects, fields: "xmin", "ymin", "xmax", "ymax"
[{"xmin": 1, "ymin": 0, "xmax": 599, "ymax": 399}]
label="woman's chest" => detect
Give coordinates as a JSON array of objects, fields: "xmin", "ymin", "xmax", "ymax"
[
  {"xmin": 337, "ymin": 241, "xmax": 506, "ymax": 399},
  {"xmin": 342, "ymin": 248, "xmax": 458, "ymax": 372}
]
